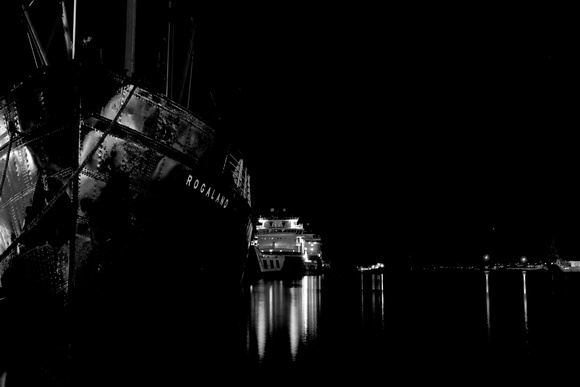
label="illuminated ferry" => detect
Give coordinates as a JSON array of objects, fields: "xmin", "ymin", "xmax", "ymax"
[
  {"xmin": 252, "ymin": 215, "xmax": 320, "ymax": 277},
  {"xmin": 0, "ymin": 2, "xmax": 253, "ymax": 384}
]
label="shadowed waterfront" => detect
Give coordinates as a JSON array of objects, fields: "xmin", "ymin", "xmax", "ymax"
[{"xmin": 4, "ymin": 267, "xmax": 580, "ymax": 384}]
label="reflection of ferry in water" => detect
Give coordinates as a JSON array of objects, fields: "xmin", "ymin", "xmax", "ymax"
[{"xmin": 250, "ymin": 214, "xmax": 322, "ymax": 277}]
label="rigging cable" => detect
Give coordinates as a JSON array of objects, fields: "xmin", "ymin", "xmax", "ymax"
[{"xmin": 0, "ymin": 122, "xmax": 18, "ymax": 201}]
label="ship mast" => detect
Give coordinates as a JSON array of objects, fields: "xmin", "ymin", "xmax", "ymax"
[
  {"xmin": 178, "ymin": 22, "xmax": 196, "ymax": 108},
  {"xmin": 60, "ymin": 1, "xmax": 73, "ymax": 60},
  {"xmin": 22, "ymin": 1, "xmax": 77, "ymax": 66},
  {"xmin": 72, "ymin": 0, "xmax": 77, "ymax": 59},
  {"xmin": 124, "ymin": 0, "xmax": 137, "ymax": 76},
  {"xmin": 21, "ymin": 3, "xmax": 49, "ymax": 67},
  {"xmin": 165, "ymin": 0, "xmax": 174, "ymax": 97}
]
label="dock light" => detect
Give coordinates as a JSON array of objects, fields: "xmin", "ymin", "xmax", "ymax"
[
  {"xmin": 483, "ymin": 254, "xmax": 490, "ymax": 262},
  {"xmin": 520, "ymin": 256, "xmax": 527, "ymax": 264}
]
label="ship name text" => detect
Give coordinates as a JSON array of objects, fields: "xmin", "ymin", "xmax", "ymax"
[{"xmin": 185, "ymin": 174, "xmax": 229, "ymax": 208}]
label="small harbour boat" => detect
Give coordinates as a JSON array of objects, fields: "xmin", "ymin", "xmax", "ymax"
[{"xmin": 554, "ymin": 258, "xmax": 580, "ymax": 272}]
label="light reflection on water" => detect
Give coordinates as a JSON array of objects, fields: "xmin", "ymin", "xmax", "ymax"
[
  {"xmin": 247, "ymin": 275, "xmax": 321, "ymax": 363},
  {"xmin": 522, "ymin": 271, "xmax": 529, "ymax": 350},
  {"xmin": 242, "ymin": 269, "xmax": 580, "ymax": 378},
  {"xmin": 360, "ymin": 272, "xmax": 385, "ymax": 330},
  {"xmin": 485, "ymin": 270, "xmax": 530, "ymax": 348}
]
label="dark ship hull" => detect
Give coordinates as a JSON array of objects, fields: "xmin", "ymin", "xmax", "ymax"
[
  {"xmin": 0, "ymin": 64, "xmax": 253, "ymax": 289},
  {"xmin": 0, "ymin": 65, "xmax": 252, "ymax": 384}
]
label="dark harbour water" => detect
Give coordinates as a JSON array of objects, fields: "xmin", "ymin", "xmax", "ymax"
[
  {"xmin": 237, "ymin": 269, "xmax": 580, "ymax": 383},
  {"xmin": 4, "ymin": 268, "xmax": 580, "ymax": 385}
]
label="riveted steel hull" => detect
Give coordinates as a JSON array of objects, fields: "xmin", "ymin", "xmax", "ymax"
[
  {"xmin": 0, "ymin": 65, "xmax": 253, "ymax": 298},
  {"xmin": 0, "ymin": 66, "xmax": 253, "ymax": 383}
]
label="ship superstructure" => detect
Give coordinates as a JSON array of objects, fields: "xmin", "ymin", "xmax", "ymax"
[
  {"xmin": 251, "ymin": 216, "xmax": 304, "ymax": 276},
  {"xmin": 251, "ymin": 215, "xmax": 322, "ymax": 276},
  {"xmin": 256, "ymin": 217, "xmax": 304, "ymax": 253}
]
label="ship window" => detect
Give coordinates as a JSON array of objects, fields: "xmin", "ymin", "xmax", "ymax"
[
  {"xmin": 263, "ymin": 260, "xmax": 268, "ymax": 269},
  {"xmin": 270, "ymin": 260, "xmax": 274, "ymax": 268},
  {"xmin": 276, "ymin": 260, "xmax": 280, "ymax": 269}
]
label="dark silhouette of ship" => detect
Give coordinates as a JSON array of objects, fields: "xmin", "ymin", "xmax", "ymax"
[{"xmin": 0, "ymin": 1, "xmax": 253, "ymax": 384}]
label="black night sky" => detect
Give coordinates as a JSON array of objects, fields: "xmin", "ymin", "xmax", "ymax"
[
  {"xmin": 222, "ymin": 2, "xmax": 580, "ymax": 266},
  {"xmin": 2, "ymin": 1, "xmax": 580, "ymax": 267}
]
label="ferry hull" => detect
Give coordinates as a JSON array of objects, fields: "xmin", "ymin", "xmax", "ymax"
[{"xmin": 248, "ymin": 246, "xmax": 305, "ymax": 279}]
